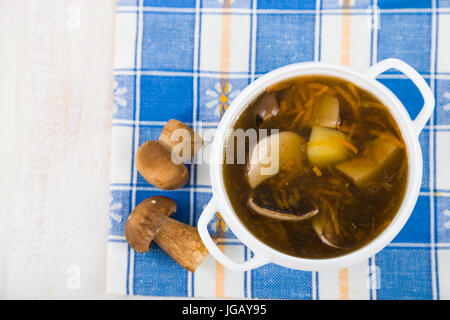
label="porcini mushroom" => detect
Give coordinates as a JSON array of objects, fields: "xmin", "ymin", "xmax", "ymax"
[
  {"xmin": 136, "ymin": 140, "xmax": 189, "ymax": 190},
  {"xmin": 159, "ymin": 119, "xmax": 203, "ymax": 163},
  {"xmin": 135, "ymin": 119, "xmax": 203, "ymax": 190},
  {"xmin": 312, "ymin": 209, "xmax": 345, "ymax": 249},
  {"xmin": 125, "ymin": 196, "xmax": 213, "ymax": 272},
  {"xmin": 247, "ymin": 131, "xmax": 305, "ymax": 189},
  {"xmin": 248, "ymin": 194, "xmax": 319, "ymax": 221},
  {"xmin": 307, "ymin": 94, "xmax": 340, "ymax": 129},
  {"xmin": 254, "ymin": 93, "xmax": 279, "ymax": 126}
]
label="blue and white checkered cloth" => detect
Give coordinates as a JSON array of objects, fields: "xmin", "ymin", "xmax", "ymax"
[{"xmin": 107, "ymin": 0, "xmax": 450, "ymax": 299}]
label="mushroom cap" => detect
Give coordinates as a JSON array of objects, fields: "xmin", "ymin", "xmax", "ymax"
[
  {"xmin": 247, "ymin": 131, "xmax": 305, "ymax": 189},
  {"xmin": 311, "ymin": 210, "xmax": 345, "ymax": 249},
  {"xmin": 248, "ymin": 193, "xmax": 319, "ymax": 221},
  {"xmin": 125, "ymin": 196, "xmax": 177, "ymax": 253},
  {"xmin": 307, "ymin": 94, "xmax": 340, "ymax": 128},
  {"xmin": 254, "ymin": 93, "xmax": 279, "ymax": 127},
  {"xmin": 159, "ymin": 119, "xmax": 203, "ymax": 162},
  {"xmin": 135, "ymin": 140, "xmax": 189, "ymax": 190}
]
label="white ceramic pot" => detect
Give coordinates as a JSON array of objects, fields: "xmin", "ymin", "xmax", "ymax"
[{"xmin": 197, "ymin": 58, "xmax": 435, "ymax": 271}]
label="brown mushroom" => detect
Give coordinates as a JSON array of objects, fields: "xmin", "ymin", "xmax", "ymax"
[
  {"xmin": 125, "ymin": 196, "xmax": 213, "ymax": 273},
  {"xmin": 135, "ymin": 120, "xmax": 203, "ymax": 190},
  {"xmin": 312, "ymin": 210, "xmax": 345, "ymax": 249},
  {"xmin": 135, "ymin": 140, "xmax": 189, "ymax": 190},
  {"xmin": 247, "ymin": 131, "xmax": 305, "ymax": 189},
  {"xmin": 254, "ymin": 92, "xmax": 279, "ymax": 127},
  {"xmin": 248, "ymin": 194, "xmax": 319, "ymax": 221},
  {"xmin": 159, "ymin": 119, "xmax": 203, "ymax": 163}
]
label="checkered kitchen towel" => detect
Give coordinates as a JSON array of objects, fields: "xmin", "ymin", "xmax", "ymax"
[{"xmin": 107, "ymin": 0, "xmax": 450, "ymax": 299}]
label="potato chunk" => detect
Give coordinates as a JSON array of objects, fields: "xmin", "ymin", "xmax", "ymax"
[
  {"xmin": 336, "ymin": 136, "xmax": 402, "ymax": 188},
  {"xmin": 307, "ymin": 126, "xmax": 350, "ymax": 167},
  {"xmin": 308, "ymin": 94, "xmax": 340, "ymax": 128}
]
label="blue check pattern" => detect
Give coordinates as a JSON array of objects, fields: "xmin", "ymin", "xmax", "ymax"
[{"xmin": 109, "ymin": 0, "xmax": 450, "ymax": 299}]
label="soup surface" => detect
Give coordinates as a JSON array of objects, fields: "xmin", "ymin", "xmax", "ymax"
[{"xmin": 223, "ymin": 75, "xmax": 408, "ymax": 258}]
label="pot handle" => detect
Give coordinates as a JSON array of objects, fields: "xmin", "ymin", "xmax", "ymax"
[
  {"xmin": 366, "ymin": 58, "xmax": 435, "ymax": 136},
  {"xmin": 197, "ymin": 198, "xmax": 270, "ymax": 271}
]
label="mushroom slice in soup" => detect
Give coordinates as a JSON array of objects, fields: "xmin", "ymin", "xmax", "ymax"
[
  {"xmin": 308, "ymin": 94, "xmax": 340, "ymax": 129},
  {"xmin": 247, "ymin": 131, "xmax": 305, "ymax": 189},
  {"xmin": 254, "ymin": 93, "xmax": 279, "ymax": 127},
  {"xmin": 312, "ymin": 207, "xmax": 346, "ymax": 249},
  {"xmin": 248, "ymin": 192, "xmax": 319, "ymax": 221}
]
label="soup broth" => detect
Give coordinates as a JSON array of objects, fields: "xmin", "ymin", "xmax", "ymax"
[{"xmin": 223, "ymin": 75, "xmax": 408, "ymax": 259}]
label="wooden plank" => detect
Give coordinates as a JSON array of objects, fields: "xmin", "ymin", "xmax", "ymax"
[{"xmin": 0, "ymin": 0, "xmax": 116, "ymax": 298}]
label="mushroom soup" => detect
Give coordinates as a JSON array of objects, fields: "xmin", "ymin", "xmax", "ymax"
[{"xmin": 222, "ymin": 75, "xmax": 408, "ymax": 258}]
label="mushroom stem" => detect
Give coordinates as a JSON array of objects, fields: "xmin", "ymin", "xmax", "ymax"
[
  {"xmin": 125, "ymin": 196, "xmax": 215, "ymax": 273},
  {"xmin": 154, "ymin": 218, "xmax": 214, "ymax": 273}
]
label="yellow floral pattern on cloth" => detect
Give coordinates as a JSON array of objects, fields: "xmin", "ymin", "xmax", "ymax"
[{"xmin": 205, "ymin": 82, "xmax": 240, "ymax": 117}]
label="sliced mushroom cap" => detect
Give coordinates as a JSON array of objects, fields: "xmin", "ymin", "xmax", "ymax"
[
  {"xmin": 125, "ymin": 196, "xmax": 214, "ymax": 273},
  {"xmin": 307, "ymin": 94, "xmax": 340, "ymax": 128},
  {"xmin": 311, "ymin": 210, "xmax": 345, "ymax": 249},
  {"xmin": 248, "ymin": 193, "xmax": 319, "ymax": 221},
  {"xmin": 247, "ymin": 131, "xmax": 305, "ymax": 189},
  {"xmin": 254, "ymin": 93, "xmax": 279, "ymax": 126},
  {"xmin": 124, "ymin": 196, "xmax": 177, "ymax": 253}
]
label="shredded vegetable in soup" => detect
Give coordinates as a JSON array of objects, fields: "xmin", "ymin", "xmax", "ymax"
[{"xmin": 222, "ymin": 75, "xmax": 408, "ymax": 258}]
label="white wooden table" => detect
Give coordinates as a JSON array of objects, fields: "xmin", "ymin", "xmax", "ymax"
[{"xmin": 0, "ymin": 0, "xmax": 122, "ymax": 299}]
